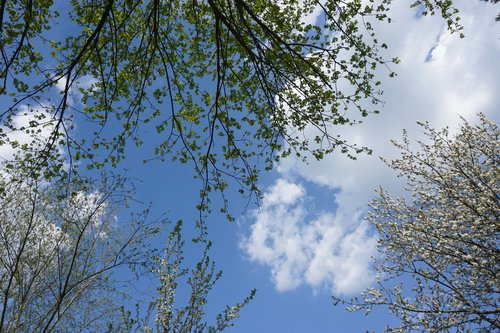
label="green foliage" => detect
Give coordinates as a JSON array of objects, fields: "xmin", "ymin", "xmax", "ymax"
[
  {"xmin": 0, "ymin": 0, "xmax": 465, "ymax": 215},
  {"xmin": 411, "ymin": 0, "xmax": 464, "ymax": 36}
]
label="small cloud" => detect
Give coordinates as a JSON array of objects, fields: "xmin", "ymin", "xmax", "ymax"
[
  {"xmin": 263, "ymin": 178, "xmax": 305, "ymax": 206},
  {"xmin": 241, "ymin": 178, "xmax": 377, "ymax": 295},
  {"xmin": 0, "ymin": 105, "xmax": 56, "ymax": 162},
  {"xmin": 56, "ymin": 75, "xmax": 98, "ymax": 106}
]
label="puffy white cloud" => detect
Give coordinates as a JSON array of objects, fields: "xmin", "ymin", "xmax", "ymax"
[
  {"xmin": 241, "ymin": 178, "xmax": 377, "ymax": 294},
  {"xmin": 242, "ymin": 1, "xmax": 500, "ymax": 295}
]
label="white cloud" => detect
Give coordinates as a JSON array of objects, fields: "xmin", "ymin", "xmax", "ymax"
[
  {"xmin": 242, "ymin": 178, "xmax": 377, "ymax": 294},
  {"xmin": 0, "ymin": 75, "xmax": 95, "ymax": 164},
  {"xmin": 263, "ymin": 178, "xmax": 305, "ymax": 205},
  {"xmin": 242, "ymin": 1, "xmax": 500, "ymax": 295},
  {"xmin": 0, "ymin": 105, "xmax": 56, "ymax": 162},
  {"xmin": 56, "ymin": 75, "xmax": 97, "ymax": 106}
]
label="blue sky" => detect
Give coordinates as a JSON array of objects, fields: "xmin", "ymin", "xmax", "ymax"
[{"xmin": 1, "ymin": 1, "xmax": 499, "ymax": 332}]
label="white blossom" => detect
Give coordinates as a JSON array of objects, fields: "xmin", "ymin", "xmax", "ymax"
[{"xmin": 335, "ymin": 113, "xmax": 499, "ymax": 332}]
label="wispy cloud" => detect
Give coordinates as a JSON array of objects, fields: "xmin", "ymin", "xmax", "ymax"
[{"xmin": 0, "ymin": 74, "xmax": 98, "ymax": 162}]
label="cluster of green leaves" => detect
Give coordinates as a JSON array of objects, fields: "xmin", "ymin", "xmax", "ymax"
[
  {"xmin": 1, "ymin": 0, "xmax": 429, "ymax": 216},
  {"xmin": 411, "ymin": 0, "xmax": 463, "ymax": 36},
  {"xmin": 0, "ymin": 0, "xmax": 57, "ymax": 95}
]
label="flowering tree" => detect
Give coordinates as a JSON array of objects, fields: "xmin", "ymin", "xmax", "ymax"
[
  {"xmin": 139, "ymin": 221, "xmax": 255, "ymax": 333},
  {"xmin": 0, "ymin": 142, "xmax": 252, "ymax": 333},
  {"xmin": 334, "ymin": 113, "xmax": 499, "ymax": 332},
  {"xmin": 0, "ymin": 159, "xmax": 158, "ymax": 332}
]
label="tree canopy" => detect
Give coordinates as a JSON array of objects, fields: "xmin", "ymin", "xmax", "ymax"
[
  {"xmin": 0, "ymin": 165, "xmax": 157, "ymax": 332},
  {"xmin": 0, "ymin": 0, "xmax": 466, "ymax": 212},
  {"xmin": 334, "ymin": 113, "xmax": 500, "ymax": 332}
]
